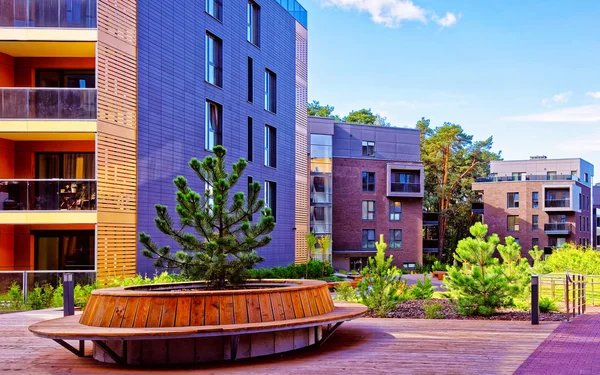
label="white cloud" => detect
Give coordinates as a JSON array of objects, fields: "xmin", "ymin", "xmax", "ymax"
[
  {"xmin": 587, "ymin": 92, "xmax": 600, "ymax": 100},
  {"xmin": 506, "ymin": 104, "xmax": 600, "ymax": 123},
  {"xmin": 541, "ymin": 98, "xmax": 550, "ymax": 107},
  {"xmin": 557, "ymin": 129, "xmax": 600, "ymax": 153},
  {"xmin": 318, "ymin": 0, "xmax": 459, "ymax": 28},
  {"xmin": 552, "ymin": 91, "xmax": 573, "ymax": 104},
  {"xmin": 432, "ymin": 12, "xmax": 459, "ymax": 27}
]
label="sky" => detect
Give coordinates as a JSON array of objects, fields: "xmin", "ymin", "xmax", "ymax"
[{"xmin": 303, "ymin": 0, "xmax": 600, "ymax": 175}]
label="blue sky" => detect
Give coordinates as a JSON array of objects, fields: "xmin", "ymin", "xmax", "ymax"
[{"xmin": 303, "ymin": 0, "xmax": 600, "ymax": 174}]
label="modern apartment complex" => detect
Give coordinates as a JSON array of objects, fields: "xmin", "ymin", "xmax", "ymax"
[
  {"xmin": 0, "ymin": 0, "xmax": 309, "ymax": 284},
  {"xmin": 472, "ymin": 157, "xmax": 594, "ymax": 256},
  {"xmin": 308, "ymin": 116, "xmax": 424, "ymax": 271}
]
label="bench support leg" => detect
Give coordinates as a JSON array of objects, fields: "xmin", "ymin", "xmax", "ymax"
[
  {"xmin": 318, "ymin": 322, "xmax": 344, "ymax": 347},
  {"xmin": 93, "ymin": 340, "xmax": 126, "ymax": 365},
  {"xmin": 230, "ymin": 335, "xmax": 240, "ymax": 361},
  {"xmin": 53, "ymin": 339, "xmax": 86, "ymax": 357}
]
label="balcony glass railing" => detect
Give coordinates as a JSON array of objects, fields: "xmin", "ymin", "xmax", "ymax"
[
  {"xmin": 310, "ymin": 223, "xmax": 331, "ymax": 235},
  {"xmin": 471, "ymin": 202, "xmax": 484, "ymax": 211},
  {"xmin": 476, "ymin": 174, "xmax": 579, "ymax": 183},
  {"xmin": 0, "ymin": 0, "xmax": 97, "ymax": 28},
  {"xmin": 544, "ymin": 223, "xmax": 572, "ymax": 232},
  {"xmin": 0, "ymin": 88, "xmax": 97, "ymax": 120},
  {"xmin": 545, "ymin": 199, "xmax": 570, "ymax": 208},
  {"xmin": 423, "ymin": 212, "xmax": 439, "ymax": 223},
  {"xmin": 423, "ymin": 239, "xmax": 439, "ymax": 249},
  {"xmin": 310, "ymin": 192, "xmax": 332, "ymax": 204},
  {"xmin": 274, "ymin": 0, "xmax": 307, "ymax": 28},
  {"xmin": 390, "ymin": 182, "xmax": 421, "ymax": 193},
  {"xmin": 0, "ymin": 179, "xmax": 96, "ymax": 211}
]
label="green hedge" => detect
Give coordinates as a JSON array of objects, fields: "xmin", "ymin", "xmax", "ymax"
[{"xmin": 247, "ymin": 260, "xmax": 333, "ymax": 280}]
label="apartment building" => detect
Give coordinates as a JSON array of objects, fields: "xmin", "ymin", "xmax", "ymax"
[
  {"xmin": 472, "ymin": 157, "xmax": 594, "ymax": 256},
  {"xmin": 308, "ymin": 116, "xmax": 424, "ymax": 271},
  {"xmin": 0, "ymin": 0, "xmax": 308, "ymax": 285},
  {"xmin": 593, "ymin": 184, "xmax": 600, "ymax": 249}
]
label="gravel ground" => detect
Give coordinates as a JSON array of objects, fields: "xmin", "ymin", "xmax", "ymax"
[{"xmin": 365, "ymin": 298, "xmax": 567, "ymax": 321}]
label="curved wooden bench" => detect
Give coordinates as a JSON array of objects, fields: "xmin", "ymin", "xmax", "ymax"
[{"xmin": 30, "ymin": 282, "xmax": 367, "ymax": 366}]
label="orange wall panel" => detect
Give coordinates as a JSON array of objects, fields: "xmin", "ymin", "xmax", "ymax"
[
  {"xmin": 0, "ymin": 138, "xmax": 15, "ymax": 178},
  {"xmin": 14, "ymin": 57, "xmax": 96, "ymax": 87},
  {"xmin": 0, "ymin": 225, "xmax": 15, "ymax": 271},
  {"xmin": 0, "ymin": 52, "xmax": 15, "ymax": 87},
  {"xmin": 13, "ymin": 226, "xmax": 30, "ymax": 270}
]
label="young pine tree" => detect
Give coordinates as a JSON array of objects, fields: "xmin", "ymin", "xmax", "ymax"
[{"xmin": 139, "ymin": 146, "xmax": 275, "ymax": 288}]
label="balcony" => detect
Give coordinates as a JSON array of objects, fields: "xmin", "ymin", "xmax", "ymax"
[
  {"xmin": 0, "ymin": 88, "xmax": 97, "ymax": 120},
  {"xmin": 390, "ymin": 182, "xmax": 421, "ymax": 193},
  {"xmin": 386, "ymin": 163, "xmax": 424, "ymax": 198},
  {"xmin": 0, "ymin": 179, "xmax": 96, "ymax": 210},
  {"xmin": 423, "ymin": 212, "xmax": 439, "ymax": 226},
  {"xmin": 310, "ymin": 192, "xmax": 332, "ymax": 204},
  {"xmin": 544, "ymin": 223, "xmax": 573, "ymax": 235},
  {"xmin": 0, "ymin": 0, "xmax": 97, "ymax": 28},
  {"xmin": 471, "ymin": 202, "xmax": 484, "ymax": 213},
  {"xmin": 423, "ymin": 239, "xmax": 439, "ymax": 253},
  {"xmin": 475, "ymin": 174, "xmax": 579, "ymax": 183},
  {"xmin": 544, "ymin": 199, "xmax": 570, "ymax": 209},
  {"xmin": 310, "ymin": 223, "xmax": 331, "ymax": 235}
]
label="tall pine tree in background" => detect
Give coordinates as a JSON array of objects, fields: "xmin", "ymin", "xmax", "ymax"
[{"xmin": 140, "ymin": 146, "xmax": 275, "ymax": 288}]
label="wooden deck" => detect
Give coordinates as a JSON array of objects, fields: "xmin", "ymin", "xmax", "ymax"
[{"xmin": 1, "ymin": 309, "xmax": 559, "ymax": 375}]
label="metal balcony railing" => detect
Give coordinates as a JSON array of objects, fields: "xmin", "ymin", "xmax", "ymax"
[
  {"xmin": 476, "ymin": 174, "xmax": 579, "ymax": 183},
  {"xmin": 0, "ymin": 179, "xmax": 97, "ymax": 211},
  {"xmin": 0, "ymin": 88, "xmax": 97, "ymax": 120},
  {"xmin": 545, "ymin": 199, "xmax": 570, "ymax": 208},
  {"xmin": 0, "ymin": 0, "xmax": 97, "ymax": 28},
  {"xmin": 390, "ymin": 182, "xmax": 421, "ymax": 193},
  {"xmin": 544, "ymin": 223, "xmax": 573, "ymax": 233}
]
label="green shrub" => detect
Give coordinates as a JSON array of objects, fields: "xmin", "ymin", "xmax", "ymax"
[
  {"xmin": 539, "ymin": 297, "xmax": 558, "ymax": 313},
  {"xmin": 431, "ymin": 261, "xmax": 446, "ymax": 272},
  {"xmin": 423, "ymin": 301, "xmax": 444, "ymax": 319},
  {"xmin": 409, "ymin": 278, "xmax": 435, "ymax": 300},
  {"xmin": 27, "ymin": 283, "xmax": 54, "ymax": 310},
  {"xmin": 1, "ymin": 282, "xmax": 25, "ymax": 310},
  {"xmin": 334, "ymin": 282, "xmax": 359, "ymax": 302},
  {"xmin": 543, "ymin": 244, "xmax": 600, "ymax": 275},
  {"xmin": 52, "ymin": 282, "xmax": 64, "ymax": 308},
  {"xmin": 248, "ymin": 261, "xmax": 332, "ymax": 280},
  {"xmin": 413, "ymin": 263, "xmax": 430, "ymax": 274},
  {"xmin": 338, "ymin": 269, "xmax": 347, "ymax": 275},
  {"xmin": 358, "ymin": 235, "xmax": 403, "ymax": 317},
  {"xmin": 74, "ymin": 283, "xmax": 98, "ymax": 309}
]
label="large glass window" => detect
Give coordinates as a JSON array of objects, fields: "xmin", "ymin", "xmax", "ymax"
[
  {"xmin": 390, "ymin": 171, "xmax": 420, "ymax": 193},
  {"xmin": 205, "ymin": 33, "xmax": 223, "ymax": 87},
  {"xmin": 247, "ymin": 117, "xmax": 253, "ymax": 162},
  {"xmin": 507, "ymin": 192, "xmax": 519, "ymax": 208},
  {"xmin": 247, "ymin": 1, "xmax": 260, "ymax": 46},
  {"xmin": 532, "ymin": 192, "xmax": 539, "ymax": 208},
  {"xmin": 310, "ymin": 134, "xmax": 333, "ymax": 173},
  {"xmin": 362, "ymin": 229, "xmax": 376, "ymax": 249},
  {"xmin": 37, "ymin": 153, "xmax": 95, "ymax": 179},
  {"xmin": 205, "ymin": 100, "xmax": 222, "ymax": 150},
  {"xmin": 389, "ymin": 229, "xmax": 402, "ymax": 249},
  {"xmin": 205, "ymin": 0, "xmax": 223, "ymax": 21},
  {"xmin": 36, "ymin": 70, "xmax": 95, "ymax": 88},
  {"xmin": 310, "ymin": 206, "xmax": 332, "ymax": 235},
  {"xmin": 264, "ymin": 125, "xmax": 276, "ymax": 168},
  {"xmin": 362, "ymin": 172, "xmax": 375, "ymax": 192},
  {"xmin": 265, "ymin": 181, "xmax": 276, "ymax": 221},
  {"xmin": 34, "ymin": 230, "xmax": 95, "ymax": 271},
  {"xmin": 311, "ymin": 175, "xmax": 332, "ymax": 203},
  {"xmin": 507, "ymin": 215, "xmax": 519, "ymax": 231},
  {"xmin": 247, "ymin": 57, "xmax": 253, "ymax": 102},
  {"xmin": 362, "ymin": 141, "xmax": 375, "ymax": 157},
  {"xmin": 389, "ymin": 201, "xmax": 402, "ymax": 221},
  {"xmin": 264, "ymin": 69, "xmax": 276, "ymax": 113},
  {"xmin": 362, "ymin": 200, "xmax": 375, "ymax": 220}
]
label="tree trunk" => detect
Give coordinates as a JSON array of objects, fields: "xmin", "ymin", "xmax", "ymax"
[{"xmin": 438, "ymin": 146, "xmax": 450, "ymax": 261}]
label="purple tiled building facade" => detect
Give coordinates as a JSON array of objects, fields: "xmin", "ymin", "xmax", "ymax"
[{"xmin": 308, "ymin": 116, "xmax": 424, "ymax": 271}]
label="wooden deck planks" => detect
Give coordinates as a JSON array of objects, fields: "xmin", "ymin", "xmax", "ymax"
[{"xmin": 2, "ymin": 309, "xmax": 559, "ymax": 374}]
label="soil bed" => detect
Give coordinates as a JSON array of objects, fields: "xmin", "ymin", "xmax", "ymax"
[{"xmin": 365, "ymin": 298, "xmax": 567, "ymax": 321}]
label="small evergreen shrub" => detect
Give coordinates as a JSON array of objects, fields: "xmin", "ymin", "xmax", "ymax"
[
  {"xmin": 539, "ymin": 297, "xmax": 558, "ymax": 313},
  {"xmin": 26, "ymin": 284, "xmax": 54, "ymax": 310},
  {"xmin": 409, "ymin": 278, "xmax": 435, "ymax": 300},
  {"xmin": 423, "ymin": 301, "xmax": 444, "ymax": 319},
  {"xmin": 334, "ymin": 282, "xmax": 359, "ymax": 302}
]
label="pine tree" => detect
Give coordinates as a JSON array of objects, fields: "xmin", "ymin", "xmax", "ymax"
[{"xmin": 139, "ymin": 146, "xmax": 275, "ymax": 288}]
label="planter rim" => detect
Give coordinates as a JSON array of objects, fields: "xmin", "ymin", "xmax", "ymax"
[{"xmin": 91, "ymin": 279, "xmax": 328, "ymax": 297}]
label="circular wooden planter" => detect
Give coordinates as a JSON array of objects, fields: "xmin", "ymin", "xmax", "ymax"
[{"xmin": 30, "ymin": 279, "xmax": 367, "ymax": 366}]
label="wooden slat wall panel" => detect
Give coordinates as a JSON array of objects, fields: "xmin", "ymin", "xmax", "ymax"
[
  {"xmin": 98, "ymin": 0, "xmax": 137, "ymax": 46},
  {"xmin": 97, "ymin": 134, "xmax": 136, "ymax": 213},
  {"xmin": 97, "ymin": 223, "xmax": 137, "ymax": 280}
]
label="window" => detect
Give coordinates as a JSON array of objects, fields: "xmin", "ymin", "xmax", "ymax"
[
  {"xmin": 532, "ymin": 238, "xmax": 539, "ymax": 249},
  {"xmin": 362, "ymin": 141, "xmax": 375, "ymax": 157},
  {"xmin": 507, "ymin": 192, "xmax": 519, "ymax": 208},
  {"xmin": 248, "ymin": 176, "xmax": 253, "ymax": 221},
  {"xmin": 36, "ymin": 153, "xmax": 95, "ymax": 179},
  {"xmin": 205, "ymin": 181, "xmax": 214, "ymax": 212},
  {"xmin": 264, "ymin": 125, "xmax": 276, "ymax": 167},
  {"xmin": 34, "ymin": 230, "xmax": 95, "ymax": 271},
  {"xmin": 350, "ymin": 257, "xmax": 369, "ymax": 271},
  {"xmin": 247, "ymin": 117, "xmax": 253, "ymax": 162},
  {"xmin": 265, "ymin": 181, "xmax": 276, "ymax": 221},
  {"xmin": 571, "ymin": 170, "xmax": 578, "ymax": 179},
  {"xmin": 390, "ymin": 171, "xmax": 420, "ymax": 193},
  {"xmin": 547, "ymin": 171, "xmax": 557, "ymax": 180},
  {"xmin": 512, "ymin": 172, "xmax": 524, "ymax": 181},
  {"xmin": 205, "ymin": 0, "xmax": 222, "ymax": 21},
  {"xmin": 205, "ymin": 100, "xmax": 222, "ymax": 150},
  {"xmin": 585, "ymin": 173, "xmax": 589, "ymax": 183},
  {"xmin": 532, "ymin": 192, "xmax": 539, "ymax": 208},
  {"xmin": 532, "ymin": 215, "xmax": 539, "ymax": 231},
  {"xmin": 362, "ymin": 172, "xmax": 375, "ymax": 192},
  {"xmin": 389, "ymin": 201, "xmax": 402, "ymax": 221},
  {"xmin": 264, "ymin": 69, "xmax": 276, "ymax": 113},
  {"xmin": 362, "ymin": 229, "xmax": 376, "ymax": 249},
  {"xmin": 514, "ymin": 238, "xmax": 520, "ymax": 245},
  {"xmin": 507, "ymin": 215, "xmax": 519, "ymax": 231},
  {"xmin": 205, "ymin": 33, "xmax": 222, "ymax": 87},
  {"xmin": 362, "ymin": 200, "xmax": 375, "ymax": 220},
  {"xmin": 247, "ymin": 57, "xmax": 253, "ymax": 102},
  {"xmin": 389, "ymin": 229, "xmax": 402, "ymax": 249},
  {"xmin": 247, "ymin": 1, "xmax": 260, "ymax": 46}
]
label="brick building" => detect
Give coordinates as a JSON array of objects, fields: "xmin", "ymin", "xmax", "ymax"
[
  {"xmin": 308, "ymin": 116, "xmax": 423, "ymax": 271},
  {"xmin": 472, "ymin": 157, "xmax": 594, "ymax": 257}
]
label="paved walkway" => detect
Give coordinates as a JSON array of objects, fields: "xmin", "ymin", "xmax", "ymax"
[
  {"xmin": 515, "ymin": 312, "xmax": 600, "ymax": 375},
  {"xmin": 1, "ymin": 309, "xmax": 557, "ymax": 374}
]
